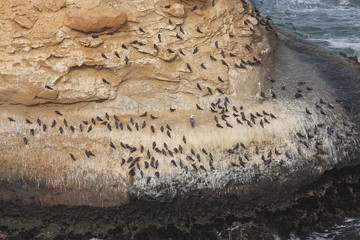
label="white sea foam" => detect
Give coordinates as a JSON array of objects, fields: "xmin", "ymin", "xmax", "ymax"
[{"xmin": 251, "ymin": 0, "xmax": 360, "ymax": 59}]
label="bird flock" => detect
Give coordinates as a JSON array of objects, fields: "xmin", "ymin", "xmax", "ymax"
[{"xmin": 2, "ymin": 0, "xmax": 357, "ymax": 187}]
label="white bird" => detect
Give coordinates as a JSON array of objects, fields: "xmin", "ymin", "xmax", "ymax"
[{"xmin": 190, "ymin": 115, "xmax": 195, "ymax": 128}]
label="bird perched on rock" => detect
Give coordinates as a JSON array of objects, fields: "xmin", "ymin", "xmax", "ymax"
[{"xmin": 190, "ymin": 115, "xmax": 195, "ymax": 128}]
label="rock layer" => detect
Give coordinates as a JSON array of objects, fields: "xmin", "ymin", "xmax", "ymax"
[
  {"xmin": 0, "ymin": 0, "xmax": 272, "ymax": 105},
  {"xmin": 0, "ymin": 0, "xmax": 359, "ymax": 212}
]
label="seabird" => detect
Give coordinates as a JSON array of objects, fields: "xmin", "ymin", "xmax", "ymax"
[{"xmin": 190, "ymin": 115, "xmax": 195, "ymax": 128}]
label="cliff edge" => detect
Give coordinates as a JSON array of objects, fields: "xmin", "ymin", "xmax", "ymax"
[{"xmin": 0, "ymin": 0, "xmax": 359, "ymax": 239}]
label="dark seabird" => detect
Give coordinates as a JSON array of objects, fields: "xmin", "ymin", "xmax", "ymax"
[
  {"xmin": 178, "ymin": 145, "xmax": 183, "ymax": 153},
  {"xmin": 176, "ymin": 34, "xmax": 182, "ymax": 40},
  {"xmin": 187, "ymin": 63, "xmax": 192, "ymax": 72},
  {"xmin": 23, "ymin": 137, "xmax": 28, "ymax": 145},
  {"xmin": 200, "ymin": 165, "xmax": 206, "ymax": 171},
  {"xmin": 221, "ymin": 60, "xmax": 228, "ymax": 67},
  {"xmin": 85, "ymin": 150, "xmax": 95, "ymax": 158},
  {"xmin": 210, "ymin": 56, "xmax": 217, "ymax": 61},
  {"xmin": 201, "ymin": 148, "xmax": 209, "ymax": 157},
  {"xmin": 221, "ymin": 50, "xmax": 225, "ymax": 58},
  {"xmin": 296, "ymin": 132, "xmax": 305, "ymax": 138},
  {"xmin": 30, "ymin": 129, "xmax": 35, "ymax": 136},
  {"xmin": 70, "ymin": 153, "xmax": 76, "ymax": 161},
  {"xmin": 226, "ymin": 122, "xmax": 233, "ymax": 128},
  {"xmin": 295, "ymin": 93, "xmax": 303, "ymax": 99},
  {"xmin": 25, "ymin": 118, "xmax": 32, "ymax": 124},
  {"xmin": 216, "ymin": 88, "xmax": 224, "ymax": 94},
  {"xmin": 51, "ymin": 120, "xmax": 57, "ymax": 128},
  {"xmin": 129, "ymin": 168, "xmax": 136, "ymax": 176},
  {"xmin": 193, "ymin": 47, "xmax": 198, "ymax": 54},
  {"xmin": 101, "ymin": 53, "xmax": 108, "ymax": 59},
  {"xmin": 245, "ymin": 44, "xmax": 252, "ymax": 51},
  {"xmin": 146, "ymin": 176, "xmax": 152, "ymax": 184}
]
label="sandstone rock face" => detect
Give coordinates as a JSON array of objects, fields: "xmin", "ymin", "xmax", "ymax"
[
  {"xmin": 0, "ymin": 0, "xmax": 272, "ymax": 105},
  {"xmin": 65, "ymin": 6, "xmax": 127, "ymax": 33},
  {"xmin": 0, "ymin": 0, "xmax": 359, "ymax": 209}
]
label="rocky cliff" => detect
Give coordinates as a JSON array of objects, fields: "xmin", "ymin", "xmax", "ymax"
[{"xmin": 0, "ymin": 0, "xmax": 360, "ymax": 239}]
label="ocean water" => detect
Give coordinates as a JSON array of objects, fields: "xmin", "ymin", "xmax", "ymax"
[
  {"xmin": 275, "ymin": 218, "xmax": 360, "ymax": 240},
  {"xmin": 249, "ymin": 0, "xmax": 360, "ymax": 239},
  {"xmin": 251, "ymin": 0, "xmax": 360, "ymax": 59}
]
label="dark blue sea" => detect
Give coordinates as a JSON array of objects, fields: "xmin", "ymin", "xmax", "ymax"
[
  {"xmin": 252, "ymin": 0, "xmax": 360, "ymax": 59},
  {"xmin": 250, "ymin": 0, "xmax": 360, "ymax": 239}
]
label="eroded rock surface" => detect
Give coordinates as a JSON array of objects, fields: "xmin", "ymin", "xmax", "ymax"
[
  {"xmin": 0, "ymin": 0, "xmax": 359, "ymax": 211},
  {"xmin": 0, "ymin": 0, "xmax": 272, "ymax": 105}
]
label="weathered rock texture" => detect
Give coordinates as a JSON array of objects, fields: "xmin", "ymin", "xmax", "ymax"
[
  {"xmin": 0, "ymin": 0, "xmax": 359, "ymax": 219},
  {"xmin": 0, "ymin": 0, "xmax": 271, "ymax": 105}
]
